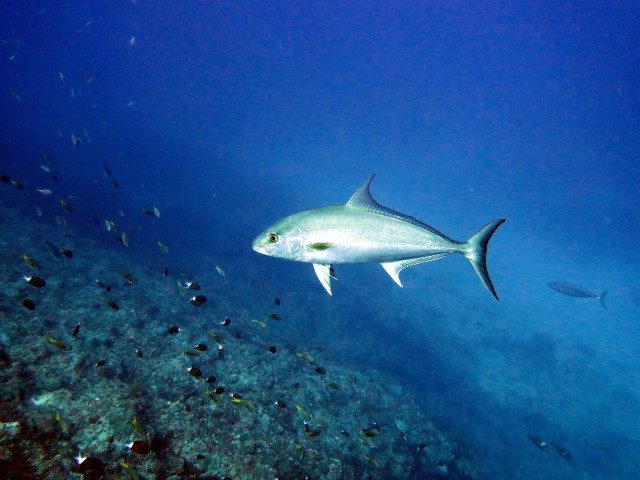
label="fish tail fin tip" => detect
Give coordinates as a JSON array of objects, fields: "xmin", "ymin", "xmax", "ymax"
[
  {"xmin": 599, "ymin": 291, "xmax": 608, "ymax": 309},
  {"xmin": 462, "ymin": 219, "xmax": 506, "ymax": 300}
]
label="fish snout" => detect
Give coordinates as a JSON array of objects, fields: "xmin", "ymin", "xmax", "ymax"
[{"xmin": 251, "ymin": 239, "xmax": 267, "ymax": 255}]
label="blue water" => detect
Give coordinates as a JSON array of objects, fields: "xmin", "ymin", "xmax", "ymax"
[{"xmin": 1, "ymin": 2, "xmax": 639, "ymax": 479}]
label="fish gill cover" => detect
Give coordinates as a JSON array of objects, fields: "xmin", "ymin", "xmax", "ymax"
[{"xmin": 0, "ymin": 2, "xmax": 639, "ymax": 480}]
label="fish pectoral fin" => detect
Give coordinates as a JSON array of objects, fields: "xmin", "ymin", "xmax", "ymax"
[
  {"xmin": 381, "ymin": 253, "xmax": 452, "ymax": 287},
  {"xmin": 312, "ymin": 264, "xmax": 333, "ymax": 295}
]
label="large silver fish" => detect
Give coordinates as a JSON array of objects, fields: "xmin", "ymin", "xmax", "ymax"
[
  {"xmin": 252, "ymin": 175, "xmax": 505, "ymax": 299},
  {"xmin": 548, "ymin": 282, "xmax": 608, "ymax": 309}
]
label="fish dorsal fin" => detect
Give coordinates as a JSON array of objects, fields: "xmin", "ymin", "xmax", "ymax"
[
  {"xmin": 381, "ymin": 252, "xmax": 452, "ymax": 287},
  {"xmin": 313, "ymin": 264, "xmax": 333, "ymax": 295},
  {"xmin": 346, "ymin": 175, "xmax": 450, "ymax": 239}
]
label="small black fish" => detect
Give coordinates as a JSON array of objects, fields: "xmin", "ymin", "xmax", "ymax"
[
  {"xmin": 220, "ymin": 317, "xmax": 231, "ymax": 327},
  {"xmin": 189, "ymin": 295, "xmax": 207, "ymax": 307},
  {"xmin": 46, "ymin": 240, "xmax": 63, "ymax": 259},
  {"xmin": 0, "ymin": 174, "xmax": 9, "ymax": 183},
  {"xmin": 341, "ymin": 430, "xmax": 350, "ymax": 437},
  {"xmin": 95, "ymin": 360, "xmax": 106, "ymax": 367},
  {"xmin": 20, "ymin": 298, "xmax": 36, "ymax": 310},
  {"xmin": 417, "ymin": 443, "xmax": 427, "ymax": 451},
  {"xmin": 275, "ymin": 400, "xmax": 286, "ymax": 408},
  {"xmin": 195, "ymin": 454, "xmax": 205, "ymax": 460},
  {"xmin": 72, "ymin": 324, "xmax": 80, "ymax": 337},
  {"xmin": 314, "ymin": 366, "xmax": 327, "ymax": 375},
  {"xmin": 303, "ymin": 421, "xmax": 311, "ymax": 433},
  {"xmin": 361, "ymin": 428, "xmax": 378, "ymax": 438},
  {"xmin": 206, "ymin": 376, "xmax": 216, "ymax": 384},
  {"xmin": 267, "ymin": 345, "xmax": 277, "ymax": 354},
  {"xmin": 551, "ymin": 442, "xmax": 571, "ymax": 462},
  {"xmin": 11, "ymin": 179, "xmax": 24, "ymax": 190},
  {"xmin": 213, "ymin": 386, "xmax": 225, "ymax": 394},
  {"xmin": 162, "ymin": 267, "xmax": 169, "ymax": 278},
  {"xmin": 527, "ymin": 434, "xmax": 549, "ymax": 451},
  {"xmin": 75, "ymin": 456, "xmax": 104, "ymax": 474},
  {"xmin": 195, "ymin": 343, "xmax": 207, "ymax": 352},
  {"xmin": 291, "ymin": 382, "xmax": 301, "ymax": 389},
  {"xmin": 111, "ymin": 179, "xmax": 119, "ymax": 188},
  {"xmin": 217, "ymin": 345, "xmax": 224, "ymax": 359},
  {"xmin": 267, "ymin": 313, "xmax": 281, "ymax": 321},
  {"xmin": 61, "ymin": 249, "xmax": 73, "ymax": 259},
  {"xmin": 23, "ymin": 275, "xmax": 46, "ymax": 288},
  {"xmin": 135, "ymin": 348, "xmax": 143, "ymax": 358},
  {"xmin": 0, "ymin": 341, "xmax": 11, "ymax": 368},
  {"xmin": 187, "ymin": 366, "xmax": 202, "ymax": 378},
  {"xmin": 106, "ymin": 300, "xmax": 119, "ymax": 311},
  {"xmin": 167, "ymin": 325, "xmax": 180, "ymax": 335},
  {"xmin": 128, "ymin": 440, "xmax": 150, "ymax": 455},
  {"xmin": 274, "ymin": 297, "xmax": 281, "ymax": 306}
]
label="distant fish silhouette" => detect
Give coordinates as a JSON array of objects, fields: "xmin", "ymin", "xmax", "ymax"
[{"xmin": 548, "ymin": 282, "xmax": 607, "ymax": 309}]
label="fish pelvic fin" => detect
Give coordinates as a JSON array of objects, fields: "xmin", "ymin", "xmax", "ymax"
[
  {"xmin": 312, "ymin": 264, "xmax": 333, "ymax": 295},
  {"xmin": 381, "ymin": 253, "xmax": 452, "ymax": 287},
  {"xmin": 598, "ymin": 291, "xmax": 608, "ymax": 309},
  {"xmin": 462, "ymin": 219, "xmax": 506, "ymax": 301}
]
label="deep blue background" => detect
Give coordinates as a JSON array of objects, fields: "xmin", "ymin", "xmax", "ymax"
[{"xmin": 2, "ymin": 2, "xmax": 639, "ymax": 478}]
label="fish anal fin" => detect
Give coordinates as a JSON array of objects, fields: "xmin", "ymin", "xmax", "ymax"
[
  {"xmin": 381, "ymin": 253, "xmax": 451, "ymax": 288},
  {"xmin": 312, "ymin": 264, "xmax": 333, "ymax": 295}
]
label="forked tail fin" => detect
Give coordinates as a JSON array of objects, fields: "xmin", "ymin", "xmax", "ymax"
[
  {"xmin": 462, "ymin": 219, "xmax": 506, "ymax": 300},
  {"xmin": 598, "ymin": 291, "xmax": 608, "ymax": 310}
]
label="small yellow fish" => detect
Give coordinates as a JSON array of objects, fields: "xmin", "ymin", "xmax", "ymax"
[
  {"xmin": 117, "ymin": 459, "xmax": 141, "ymax": 480},
  {"xmin": 294, "ymin": 443, "xmax": 305, "ymax": 461},
  {"xmin": 130, "ymin": 416, "xmax": 146, "ymax": 436},
  {"xmin": 104, "ymin": 219, "xmax": 117, "ymax": 232},
  {"xmin": 215, "ymin": 265, "xmax": 226, "ymax": 277},
  {"xmin": 54, "ymin": 412, "xmax": 70, "ymax": 435},
  {"xmin": 295, "ymin": 404, "xmax": 311, "ymax": 419},
  {"xmin": 251, "ymin": 319, "xmax": 266, "ymax": 329},
  {"xmin": 21, "ymin": 254, "xmax": 40, "ymax": 269},
  {"xmin": 59, "ymin": 198, "xmax": 71, "ymax": 214},
  {"xmin": 208, "ymin": 332, "xmax": 224, "ymax": 345},
  {"xmin": 121, "ymin": 271, "xmax": 137, "ymax": 284},
  {"xmin": 296, "ymin": 352, "xmax": 319, "ymax": 366},
  {"xmin": 45, "ymin": 336, "xmax": 67, "ymax": 350},
  {"xmin": 231, "ymin": 397, "xmax": 255, "ymax": 410}
]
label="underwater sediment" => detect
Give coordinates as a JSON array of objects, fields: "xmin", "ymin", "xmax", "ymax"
[{"xmin": 0, "ymin": 191, "xmax": 479, "ymax": 479}]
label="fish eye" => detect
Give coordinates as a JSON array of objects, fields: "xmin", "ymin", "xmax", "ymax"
[{"xmin": 268, "ymin": 233, "xmax": 279, "ymax": 243}]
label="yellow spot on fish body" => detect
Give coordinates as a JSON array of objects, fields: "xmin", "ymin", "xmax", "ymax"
[{"xmin": 308, "ymin": 242, "xmax": 333, "ymax": 251}]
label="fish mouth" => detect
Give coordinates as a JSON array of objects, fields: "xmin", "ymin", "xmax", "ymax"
[{"xmin": 252, "ymin": 242, "xmax": 266, "ymax": 254}]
